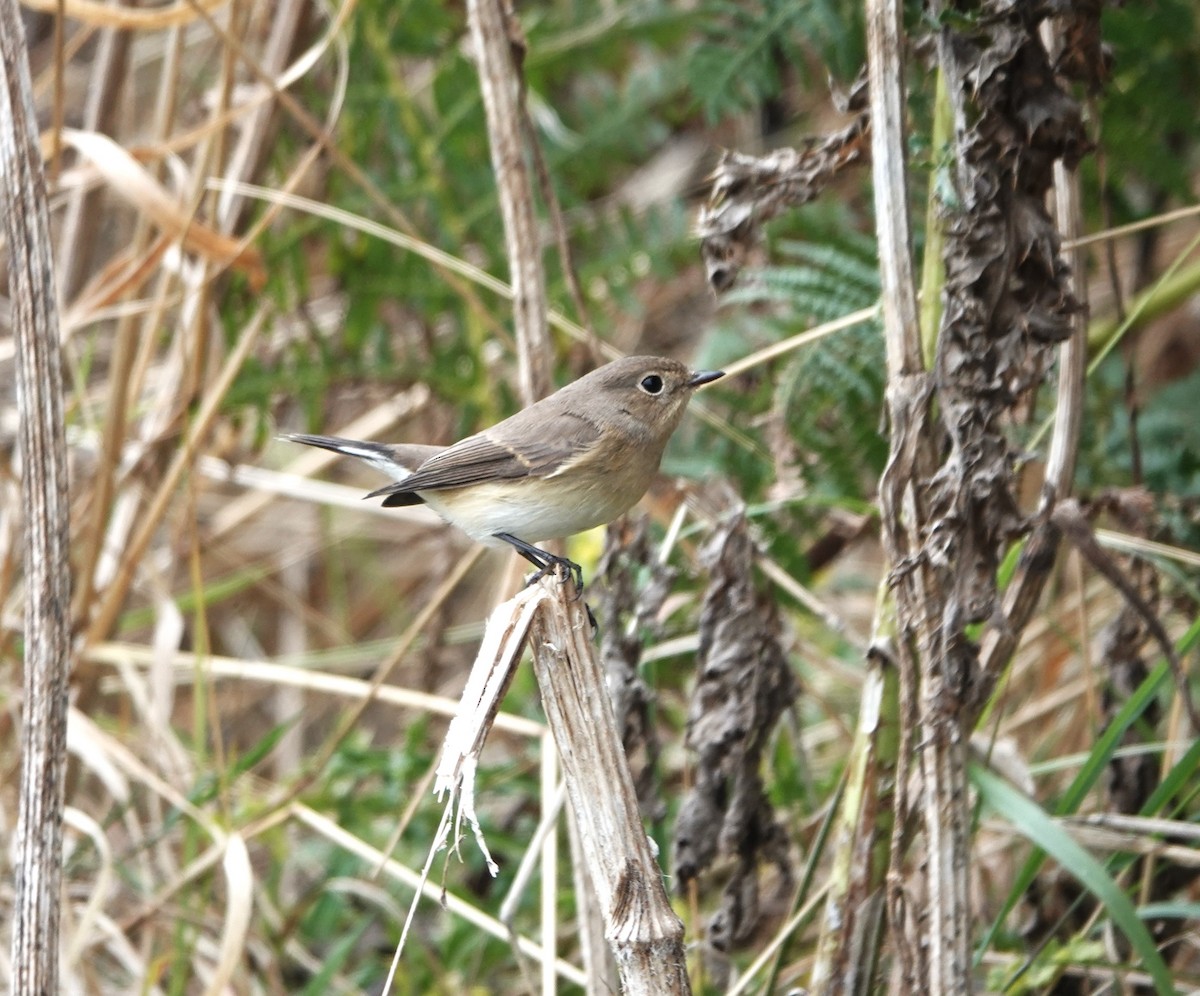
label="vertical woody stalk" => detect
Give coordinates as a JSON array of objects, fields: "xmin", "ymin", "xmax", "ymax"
[
  {"xmin": 466, "ymin": 0, "xmax": 552, "ymax": 403},
  {"xmin": 435, "ymin": 582, "xmax": 690, "ymax": 993},
  {"xmin": 1, "ymin": 3, "xmax": 72, "ymax": 991},
  {"xmin": 861, "ymin": 0, "xmax": 957, "ymax": 990},
  {"xmin": 529, "ymin": 589, "xmax": 691, "ymax": 995},
  {"xmin": 861, "ymin": 2, "xmax": 1094, "ymax": 992}
]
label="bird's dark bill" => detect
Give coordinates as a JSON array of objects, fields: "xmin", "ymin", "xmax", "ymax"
[{"xmin": 687, "ymin": 369, "xmax": 724, "ymax": 388}]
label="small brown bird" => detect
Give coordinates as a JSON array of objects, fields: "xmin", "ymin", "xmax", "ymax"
[{"xmin": 285, "ymin": 355, "xmax": 723, "ymax": 590}]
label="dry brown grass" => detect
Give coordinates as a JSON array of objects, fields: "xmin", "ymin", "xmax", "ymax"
[{"xmin": 4, "ymin": 3, "xmax": 1200, "ymax": 993}]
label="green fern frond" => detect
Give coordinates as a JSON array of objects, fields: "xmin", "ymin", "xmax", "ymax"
[
  {"xmin": 687, "ymin": 0, "xmax": 864, "ymax": 121},
  {"xmin": 727, "ymin": 221, "xmax": 886, "ymax": 500},
  {"xmin": 780, "ymin": 318, "xmax": 886, "ymax": 500}
]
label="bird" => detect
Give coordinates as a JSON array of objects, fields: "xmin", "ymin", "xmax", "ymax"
[{"xmin": 284, "ymin": 355, "xmax": 723, "ymax": 592}]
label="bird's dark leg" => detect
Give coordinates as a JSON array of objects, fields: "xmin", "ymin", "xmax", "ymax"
[{"xmin": 494, "ymin": 532, "xmax": 584, "ymax": 597}]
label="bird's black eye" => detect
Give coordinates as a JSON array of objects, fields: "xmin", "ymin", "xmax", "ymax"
[{"xmin": 639, "ymin": 374, "xmax": 664, "ymax": 395}]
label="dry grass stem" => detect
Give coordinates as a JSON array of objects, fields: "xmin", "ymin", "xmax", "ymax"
[{"xmin": 291, "ymin": 804, "xmax": 589, "ymax": 989}]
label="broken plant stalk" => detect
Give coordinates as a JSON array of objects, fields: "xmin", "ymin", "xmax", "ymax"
[{"xmin": 431, "ymin": 576, "xmax": 690, "ymax": 995}]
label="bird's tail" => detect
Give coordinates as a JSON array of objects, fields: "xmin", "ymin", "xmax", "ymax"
[{"xmin": 281, "ymin": 433, "xmax": 436, "ymax": 483}]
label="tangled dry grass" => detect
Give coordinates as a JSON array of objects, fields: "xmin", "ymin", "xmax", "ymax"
[{"xmin": 3, "ymin": 1, "xmax": 1200, "ymax": 993}]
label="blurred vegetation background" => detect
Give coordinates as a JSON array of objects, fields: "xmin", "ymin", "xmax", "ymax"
[{"xmin": 3, "ymin": 0, "xmax": 1200, "ymax": 992}]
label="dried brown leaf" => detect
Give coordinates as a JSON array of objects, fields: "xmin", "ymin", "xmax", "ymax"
[
  {"xmin": 697, "ymin": 77, "xmax": 869, "ymax": 292},
  {"xmin": 53, "ymin": 129, "xmax": 265, "ymax": 288},
  {"xmin": 595, "ymin": 517, "xmax": 675, "ymax": 818},
  {"xmin": 919, "ymin": 1, "xmax": 1093, "ymax": 707},
  {"xmin": 673, "ymin": 514, "xmax": 796, "ymax": 969}
]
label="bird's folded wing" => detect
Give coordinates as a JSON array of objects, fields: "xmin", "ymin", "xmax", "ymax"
[{"xmin": 366, "ymin": 410, "xmax": 603, "ymax": 501}]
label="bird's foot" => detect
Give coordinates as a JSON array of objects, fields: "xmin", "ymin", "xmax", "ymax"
[
  {"xmin": 527, "ymin": 562, "xmax": 596, "ymax": 632},
  {"xmin": 525, "ymin": 555, "xmax": 584, "ymax": 600},
  {"xmin": 495, "ymin": 532, "xmax": 585, "ymax": 600}
]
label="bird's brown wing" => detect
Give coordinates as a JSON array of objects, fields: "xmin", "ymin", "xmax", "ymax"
[{"xmin": 366, "ymin": 406, "xmax": 603, "ymax": 505}]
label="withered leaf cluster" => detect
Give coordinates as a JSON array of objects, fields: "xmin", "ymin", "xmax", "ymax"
[
  {"xmin": 697, "ymin": 77, "xmax": 869, "ymax": 292},
  {"xmin": 924, "ymin": 0, "xmax": 1095, "ymax": 699},
  {"xmin": 673, "ymin": 514, "xmax": 796, "ymax": 966},
  {"xmin": 595, "ymin": 517, "xmax": 677, "ymax": 818}
]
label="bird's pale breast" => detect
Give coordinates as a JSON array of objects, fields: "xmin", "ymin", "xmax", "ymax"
[{"xmin": 419, "ymin": 447, "xmax": 657, "ymax": 544}]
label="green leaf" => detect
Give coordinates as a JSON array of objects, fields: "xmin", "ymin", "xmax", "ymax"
[
  {"xmin": 1138, "ymin": 901, "xmax": 1200, "ymax": 921},
  {"xmin": 297, "ymin": 920, "xmax": 373, "ymax": 996},
  {"xmin": 972, "ymin": 765, "xmax": 1177, "ymax": 996},
  {"xmin": 974, "ymin": 669, "xmax": 1149, "ymax": 944}
]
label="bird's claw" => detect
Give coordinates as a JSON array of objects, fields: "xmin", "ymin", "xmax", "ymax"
[{"xmin": 524, "ymin": 556, "xmax": 584, "ymax": 600}]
